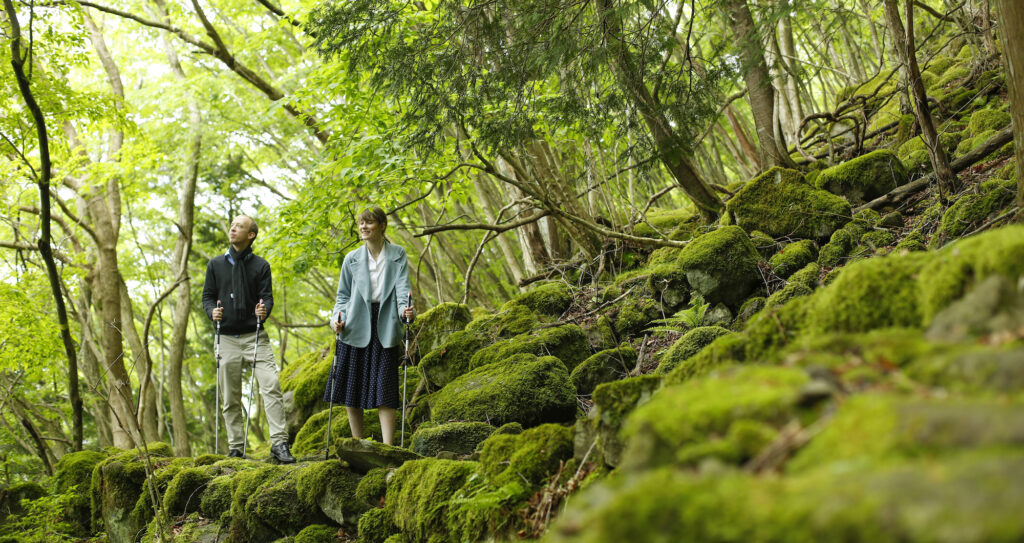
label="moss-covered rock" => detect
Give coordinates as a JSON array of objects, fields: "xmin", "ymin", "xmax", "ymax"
[
  {"xmin": 409, "ymin": 421, "xmax": 496, "ymax": 457},
  {"xmin": 230, "ymin": 464, "xmax": 330, "ymax": 543},
  {"xmin": 894, "ymin": 231, "xmax": 927, "ymax": 253},
  {"xmin": 430, "ymin": 353, "xmax": 576, "ymax": 427},
  {"xmin": 816, "ymin": 227, "xmax": 854, "ymax": 268},
  {"xmin": 570, "ymin": 345, "xmax": 637, "ymax": 395},
  {"xmin": 162, "ymin": 467, "xmax": 212, "ymax": 517},
  {"xmin": 293, "ymin": 406, "xmax": 383, "ymax": 457},
  {"xmin": 732, "ymin": 296, "xmax": 765, "ymax": 330},
  {"xmin": 672, "ymin": 226, "xmax": 763, "ymax": 310},
  {"xmin": 764, "ymin": 281, "xmax": 814, "ymax": 311},
  {"xmin": 918, "ymin": 224, "xmax": 1024, "ymax": 323},
  {"xmin": 814, "ymin": 150, "xmax": 909, "ymax": 203},
  {"xmin": 768, "ymin": 240, "xmax": 818, "ymax": 279},
  {"xmin": 479, "ymin": 423, "xmax": 574, "ymax": 490},
  {"xmin": 470, "ymin": 324, "xmax": 590, "ymax": 373},
  {"xmin": 419, "ymin": 305, "xmax": 539, "ymax": 390},
  {"xmin": 936, "ymin": 178, "xmax": 1016, "ymax": 240},
  {"xmin": 612, "ymin": 295, "xmax": 662, "ymax": 337},
  {"xmin": 860, "ymin": 229, "xmax": 896, "ymax": 252},
  {"xmin": 53, "ymin": 449, "xmax": 106, "ymax": 535},
  {"xmin": 925, "ymin": 274, "xmax": 1024, "ymax": 342},
  {"xmin": 199, "ymin": 474, "xmax": 233, "ymax": 520},
  {"xmin": 90, "ymin": 442, "xmax": 173, "ymax": 542},
  {"xmin": 748, "ymin": 230, "xmax": 777, "ymax": 259},
  {"xmin": 296, "ymin": 459, "xmax": 364, "ymax": 526},
  {"xmin": 647, "ymin": 261, "xmax": 690, "ymax": 312},
  {"xmin": 358, "ymin": 507, "xmax": 398, "ymax": 543},
  {"xmin": 620, "ymin": 366, "xmax": 811, "ymax": 471},
  {"xmin": 906, "ymin": 346, "xmax": 1024, "ymax": 394},
  {"xmin": 808, "ymin": 252, "xmax": 930, "ymax": 333},
  {"xmin": 584, "ymin": 375, "xmax": 662, "ymax": 467},
  {"xmin": 385, "ymin": 458, "xmax": 480, "ymax": 542},
  {"xmin": 355, "ymin": 467, "xmax": 391, "ymax": 508},
  {"xmin": 726, "ymin": 167, "xmax": 852, "ymax": 241},
  {"xmin": 967, "ymin": 108, "xmax": 1011, "ymax": 136},
  {"xmin": 501, "ymin": 281, "xmax": 574, "ymax": 317},
  {"xmin": 655, "ymin": 326, "xmax": 731, "ymax": 376},
  {"xmin": 633, "ymin": 208, "xmax": 698, "ymax": 239},
  {"xmin": 0, "ymin": 481, "xmax": 45, "ymax": 524},
  {"xmin": 546, "ymin": 452, "xmax": 1024, "ymax": 543},
  {"xmin": 294, "ymin": 524, "xmax": 340, "ymax": 543},
  {"xmin": 409, "ymin": 302, "xmax": 472, "ymax": 359},
  {"xmin": 663, "ymin": 332, "xmax": 747, "ymax": 385},
  {"xmin": 279, "ymin": 343, "xmax": 334, "ymax": 438},
  {"xmin": 332, "ymin": 438, "xmax": 421, "ymax": 474}
]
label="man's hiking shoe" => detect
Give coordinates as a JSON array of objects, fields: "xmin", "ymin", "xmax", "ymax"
[
  {"xmin": 227, "ymin": 449, "xmax": 244, "ymax": 459},
  {"xmin": 270, "ymin": 442, "xmax": 296, "ymax": 464}
]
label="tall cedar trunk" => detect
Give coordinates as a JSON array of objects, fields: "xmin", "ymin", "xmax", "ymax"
[
  {"xmin": 156, "ymin": 0, "xmax": 201, "ymax": 456},
  {"xmin": 883, "ymin": 0, "xmax": 959, "ymax": 198},
  {"xmin": 598, "ymin": 0, "xmax": 723, "ymax": 221},
  {"xmin": 995, "ymin": 0, "xmax": 1024, "ymax": 211},
  {"xmin": 723, "ymin": 0, "xmax": 797, "ymax": 170},
  {"xmin": 3, "ymin": 0, "xmax": 84, "ymax": 451}
]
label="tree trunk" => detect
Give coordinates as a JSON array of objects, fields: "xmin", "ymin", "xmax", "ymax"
[
  {"xmin": 995, "ymin": 0, "xmax": 1024, "ymax": 211},
  {"xmin": 598, "ymin": 0, "xmax": 723, "ymax": 220},
  {"xmin": 883, "ymin": 0, "xmax": 959, "ymax": 198},
  {"xmin": 118, "ymin": 279, "xmax": 160, "ymax": 443},
  {"xmin": 723, "ymin": 0, "xmax": 797, "ymax": 170},
  {"xmin": 3, "ymin": 0, "xmax": 84, "ymax": 451}
]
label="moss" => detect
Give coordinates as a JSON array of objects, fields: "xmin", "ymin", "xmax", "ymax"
[
  {"xmin": 787, "ymin": 262, "xmax": 820, "ymax": 290},
  {"xmin": 227, "ymin": 464, "xmax": 293, "ymax": 541},
  {"xmin": 237, "ymin": 465, "xmax": 331, "ymax": 543},
  {"xmin": 279, "ymin": 343, "xmax": 334, "ymax": 437},
  {"xmin": 355, "ymin": 467, "xmax": 391, "ymax": 508},
  {"xmin": 675, "ymin": 419, "xmax": 779, "ymax": 467},
  {"xmin": 879, "ymin": 211, "xmax": 904, "ymax": 229},
  {"xmin": 470, "ymin": 324, "xmax": 590, "ymax": 373},
  {"xmin": 296, "ymin": 459, "xmax": 364, "ymax": 526},
  {"xmin": 967, "ymin": 108, "xmax": 1011, "ymax": 136},
  {"xmin": 294, "ymin": 524, "xmax": 340, "ymax": 543},
  {"xmin": 814, "ymin": 150, "xmax": 909, "ymax": 203},
  {"xmin": 934, "ymin": 63, "xmax": 971, "ymax": 89},
  {"xmin": 816, "ymin": 227, "xmax": 853, "ymax": 268},
  {"xmin": 656, "ymin": 326, "xmax": 730, "ymax": 375},
  {"xmin": 919, "ymin": 224, "xmax": 1024, "ymax": 322},
  {"xmin": 358, "ymin": 507, "xmax": 398, "ymax": 543},
  {"xmin": 582, "ymin": 314, "xmax": 618, "ymax": 351},
  {"xmin": 621, "ymin": 366, "xmax": 810, "ymax": 471},
  {"xmin": 589, "ymin": 375, "xmax": 663, "ymax": 466},
  {"xmin": 647, "ymin": 263, "xmax": 690, "ymax": 312},
  {"xmin": 570, "ymin": 345, "xmax": 637, "ymax": 395},
  {"xmin": 410, "ymin": 422, "xmax": 496, "ymax": 457},
  {"xmin": 162, "ymin": 467, "xmax": 212, "ymax": 517},
  {"xmin": 768, "ymin": 240, "xmax": 818, "ymax": 279},
  {"xmin": 765, "ymin": 281, "xmax": 814, "ymax": 311},
  {"xmin": 384, "ymin": 459, "xmax": 480, "ymax": 542},
  {"xmin": 748, "ymin": 230, "xmax": 777, "ymax": 259},
  {"xmin": 409, "ymin": 302, "xmax": 472, "ymax": 359},
  {"xmin": 893, "ymin": 231, "xmax": 927, "ymax": 253},
  {"xmin": 732, "ymin": 297, "xmax": 765, "ymax": 330},
  {"xmin": 613, "ymin": 295, "xmax": 662, "ymax": 337},
  {"xmin": 479, "ymin": 423, "xmax": 574, "ymax": 489},
  {"xmin": 500, "ymin": 281, "xmax": 573, "ymax": 317},
  {"xmin": 674, "ymin": 226, "xmax": 764, "ymax": 310},
  {"xmin": 89, "ymin": 443, "xmax": 173, "ymax": 540},
  {"xmin": 633, "ymin": 208, "xmax": 698, "ymax": 238},
  {"xmin": 726, "ymin": 167, "xmax": 852, "ymax": 241},
  {"xmin": 860, "ymin": 229, "xmax": 896, "ymax": 252},
  {"xmin": 666, "ymin": 332, "xmax": 747, "ymax": 385},
  {"xmin": 936, "ymin": 179, "xmax": 1016, "ymax": 239},
  {"xmin": 199, "ymin": 474, "xmax": 233, "ymax": 519},
  {"xmin": 906, "ymin": 346, "xmax": 1024, "ymax": 394},
  {"xmin": 55, "ymin": 450, "xmax": 106, "ymax": 494},
  {"xmin": 292, "ymin": 407, "xmax": 383, "ymax": 456},
  {"xmin": 430, "ymin": 353, "xmax": 576, "ymax": 427},
  {"xmin": 128, "ymin": 456, "xmax": 193, "ymax": 531},
  {"xmin": 419, "ymin": 305, "xmax": 540, "ymax": 390},
  {"xmin": 924, "ymin": 55, "xmax": 956, "ymax": 77},
  {"xmin": 808, "ymin": 252, "xmax": 930, "ymax": 334},
  {"xmin": 741, "ymin": 295, "xmax": 812, "ymax": 364}
]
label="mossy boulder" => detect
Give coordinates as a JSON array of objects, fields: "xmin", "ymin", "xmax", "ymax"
[
  {"xmin": 860, "ymin": 229, "xmax": 896, "ymax": 252},
  {"xmin": 227, "ymin": 464, "xmax": 326, "ymax": 543},
  {"xmin": 570, "ymin": 345, "xmax": 637, "ymax": 395},
  {"xmin": 894, "ymin": 231, "xmax": 927, "ymax": 253},
  {"xmin": 726, "ymin": 167, "xmax": 852, "ymax": 241},
  {"xmin": 546, "ymin": 453, "xmax": 1024, "ymax": 543},
  {"xmin": 936, "ymin": 178, "xmax": 1016, "ymax": 240},
  {"xmin": 814, "ymin": 150, "xmax": 909, "ymax": 203},
  {"xmin": 748, "ymin": 230, "xmax": 777, "ymax": 259},
  {"xmin": 199, "ymin": 474, "xmax": 233, "ymax": 519},
  {"xmin": 906, "ymin": 346, "xmax": 1024, "ymax": 395},
  {"xmin": 925, "ymin": 275, "xmax": 1024, "ymax": 342},
  {"xmin": 674, "ymin": 226, "xmax": 763, "ymax": 310},
  {"xmin": 967, "ymin": 108, "xmax": 1011, "ymax": 136},
  {"xmin": 355, "ymin": 467, "xmax": 391, "ymax": 508},
  {"xmin": 663, "ymin": 332, "xmax": 747, "ymax": 384},
  {"xmin": 479, "ymin": 423, "xmax": 574, "ymax": 490},
  {"xmin": 295, "ymin": 459, "xmax": 364, "ymax": 526},
  {"xmin": 582, "ymin": 375, "xmax": 662, "ymax": 467},
  {"xmin": 332, "ymin": 438, "xmax": 422, "ymax": 474},
  {"xmin": 419, "ymin": 305, "xmax": 539, "ymax": 390},
  {"xmin": 817, "ymin": 227, "xmax": 854, "ymax": 268},
  {"xmin": 612, "ymin": 295, "xmax": 662, "ymax": 337},
  {"xmin": 294, "ymin": 524, "xmax": 341, "ymax": 543},
  {"xmin": 384, "ymin": 458, "xmax": 480, "ymax": 542},
  {"xmin": 293, "ymin": 406, "xmax": 383, "ymax": 457},
  {"xmin": 655, "ymin": 326, "xmax": 731, "ymax": 376},
  {"xmin": 162, "ymin": 467, "xmax": 212, "ymax": 517},
  {"xmin": 733, "ymin": 297, "xmax": 765, "ymax": 330},
  {"xmin": 768, "ymin": 240, "xmax": 818, "ymax": 279},
  {"xmin": 430, "ymin": 353, "xmax": 576, "ymax": 427},
  {"xmin": 409, "ymin": 302, "xmax": 472, "ymax": 359},
  {"xmin": 358, "ymin": 507, "xmax": 398, "ymax": 543},
  {"xmin": 53, "ymin": 449, "xmax": 106, "ymax": 535},
  {"xmin": 0, "ymin": 481, "xmax": 45, "ymax": 524},
  {"xmin": 409, "ymin": 421, "xmax": 496, "ymax": 457},
  {"xmin": 90, "ymin": 442, "xmax": 173, "ymax": 542},
  {"xmin": 501, "ymin": 281, "xmax": 574, "ymax": 317},
  {"xmin": 470, "ymin": 324, "xmax": 590, "ymax": 373},
  {"xmin": 633, "ymin": 208, "xmax": 698, "ymax": 239},
  {"xmin": 279, "ymin": 343, "xmax": 334, "ymax": 438},
  {"xmin": 620, "ymin": 366, "xmax": 811, "ymax": 471}
]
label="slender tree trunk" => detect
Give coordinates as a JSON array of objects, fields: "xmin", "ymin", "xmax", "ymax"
[
  {"xmin": 119, "ymin": 280, "xmax": 160, "ymax": 443},
  {"xmin": 3, "ymin": 0, "xmax": 84, "ymax": 451},
  {"xmin": 884, "ymin": 0, "xmax": 959, "ymax": 198},
  {"xmin": 861, "ymin": 0, "xmax": 886, "ymax": 68},
  {"xmin": 723, "ymin": 0, "xmax": 797, "ymax": 169},
  {"xmin": 994, "ymin": 1, "xmax": 1024, "ymax": 211},
  {"xmin": 778, "ymin": 11, "xmax": 805, "ymax": 140}
]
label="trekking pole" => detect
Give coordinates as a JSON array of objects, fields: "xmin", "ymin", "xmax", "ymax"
[
  {"xmin": 214, "ymin": 300, "xmax": 222, "ymax": 454},
  {"xmin": 324, "ymin": 312, "xmax": 342, "ymax": 460},
  {"xmin": 242, "ymin": 300, "xmax": 262, "ymax": 458},
  {"xmin": 400, "ymin": 294, "xmax": 414, "ymax": 448}
]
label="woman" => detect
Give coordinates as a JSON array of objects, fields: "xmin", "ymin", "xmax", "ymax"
[{"xmin": 324, "ymin": 207, "xmax": 414, "ymax": 445}]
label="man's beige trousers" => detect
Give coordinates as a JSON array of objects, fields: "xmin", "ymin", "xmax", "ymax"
[{"xmin": 218, "ymin": 330, "xmax": 288, "ymax": 450}]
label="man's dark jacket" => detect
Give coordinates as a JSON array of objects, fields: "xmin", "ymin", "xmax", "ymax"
[{"xmin": 202, "ymin": 249, "xmax": 274, "ymax": 335}]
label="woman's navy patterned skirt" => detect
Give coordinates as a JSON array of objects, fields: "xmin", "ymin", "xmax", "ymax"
[{"xmin": 323, "ymin": 302, "xmax": 400, "ymax": 409}]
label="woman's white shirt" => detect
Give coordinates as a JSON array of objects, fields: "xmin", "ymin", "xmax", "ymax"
[{"xmin": 367, "ymin": 247, "xmax": 386, "ymax": 303}]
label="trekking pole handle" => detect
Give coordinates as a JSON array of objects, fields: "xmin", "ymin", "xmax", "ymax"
[{"xmin": 401, "ymin": 293, "xmax": 414, "ymax": 325}]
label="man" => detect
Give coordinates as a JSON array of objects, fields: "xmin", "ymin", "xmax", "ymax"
[{"xmin": 202, "ymin": 215, "xmax": 295, "ymax": 463}]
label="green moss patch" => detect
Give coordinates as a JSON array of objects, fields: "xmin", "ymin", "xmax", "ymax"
[
  {"xmin": 296, "ymin": 459, "xmax": 364, "ymax": 526},
  {"xmin": 410, "ymin": 302, "xmax": 472, "ymax": 359},
  {"xmin": 587, "ymin": 375, "xmax": 662, "ymax": 467},
  {"xmin": 768, "ymin": 240, "xmax": 818, "ymax": 279},
  {"xmin": 936, "ymin": 179, "xmax": 1017, "ymax": 240},
  {"xmin": 409, "ymin": 421, "xmax": 496, "ymax": 457},
  {"xmin": 814, "ymin": 150, "xmax": 909, "ymax": 203},
  {"xmin": 358, "ymin": 507, "xmax": 398, "ymax": 543},
  {"xmin": 655, "ymin": 326, "xmax": 731, "ymax": 376},
  {"xmin": 385, "ymin": 458, "xmax": 480, "ymax": 542},
  {"xmin": 500, "ymin": 281, "xmax": 574, "ymax": 317},
  {"xmin": 726, "ymin": 167, "xmax": 852, "ymax": 241},
  {"xmin": 479, "ymin": 423, "xmax": 574, "ymax": 490},
  {"xmin": 674, "ymin": 226, "xmax": 764, "ymax": 310},
  {"xmin": 430, "ymin": 353, "xmax": 576, "ymax": 427},
  {"xmin": 279, "ymin": 343, "xmax": 334, "ymax": 438},
  {"xmin": 570, "ymin": 345, "xmax": 637, "ymax": 395},
  {"xmin": 471, "ymin": 324, "xmax": 590, "ymax": 373}
]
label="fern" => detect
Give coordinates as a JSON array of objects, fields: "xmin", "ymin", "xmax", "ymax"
[{"xmin": 645, "ymin": 294, "xmax": 709, "ymax": 333}]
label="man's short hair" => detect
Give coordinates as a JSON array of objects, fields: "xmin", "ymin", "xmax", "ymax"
[{"xmin": 248, "ymin": 217, "xmax": 259, "ymax": 241}]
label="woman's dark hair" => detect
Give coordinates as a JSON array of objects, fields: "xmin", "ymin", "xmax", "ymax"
[{"xmin": 357, "ymin": 206, "xmax": 388, "ymax": 227}]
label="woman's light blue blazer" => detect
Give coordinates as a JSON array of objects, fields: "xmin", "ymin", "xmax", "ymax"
[{"xmin": 331, "ymin": 242, "xmax": 412, "ymax": 349}]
